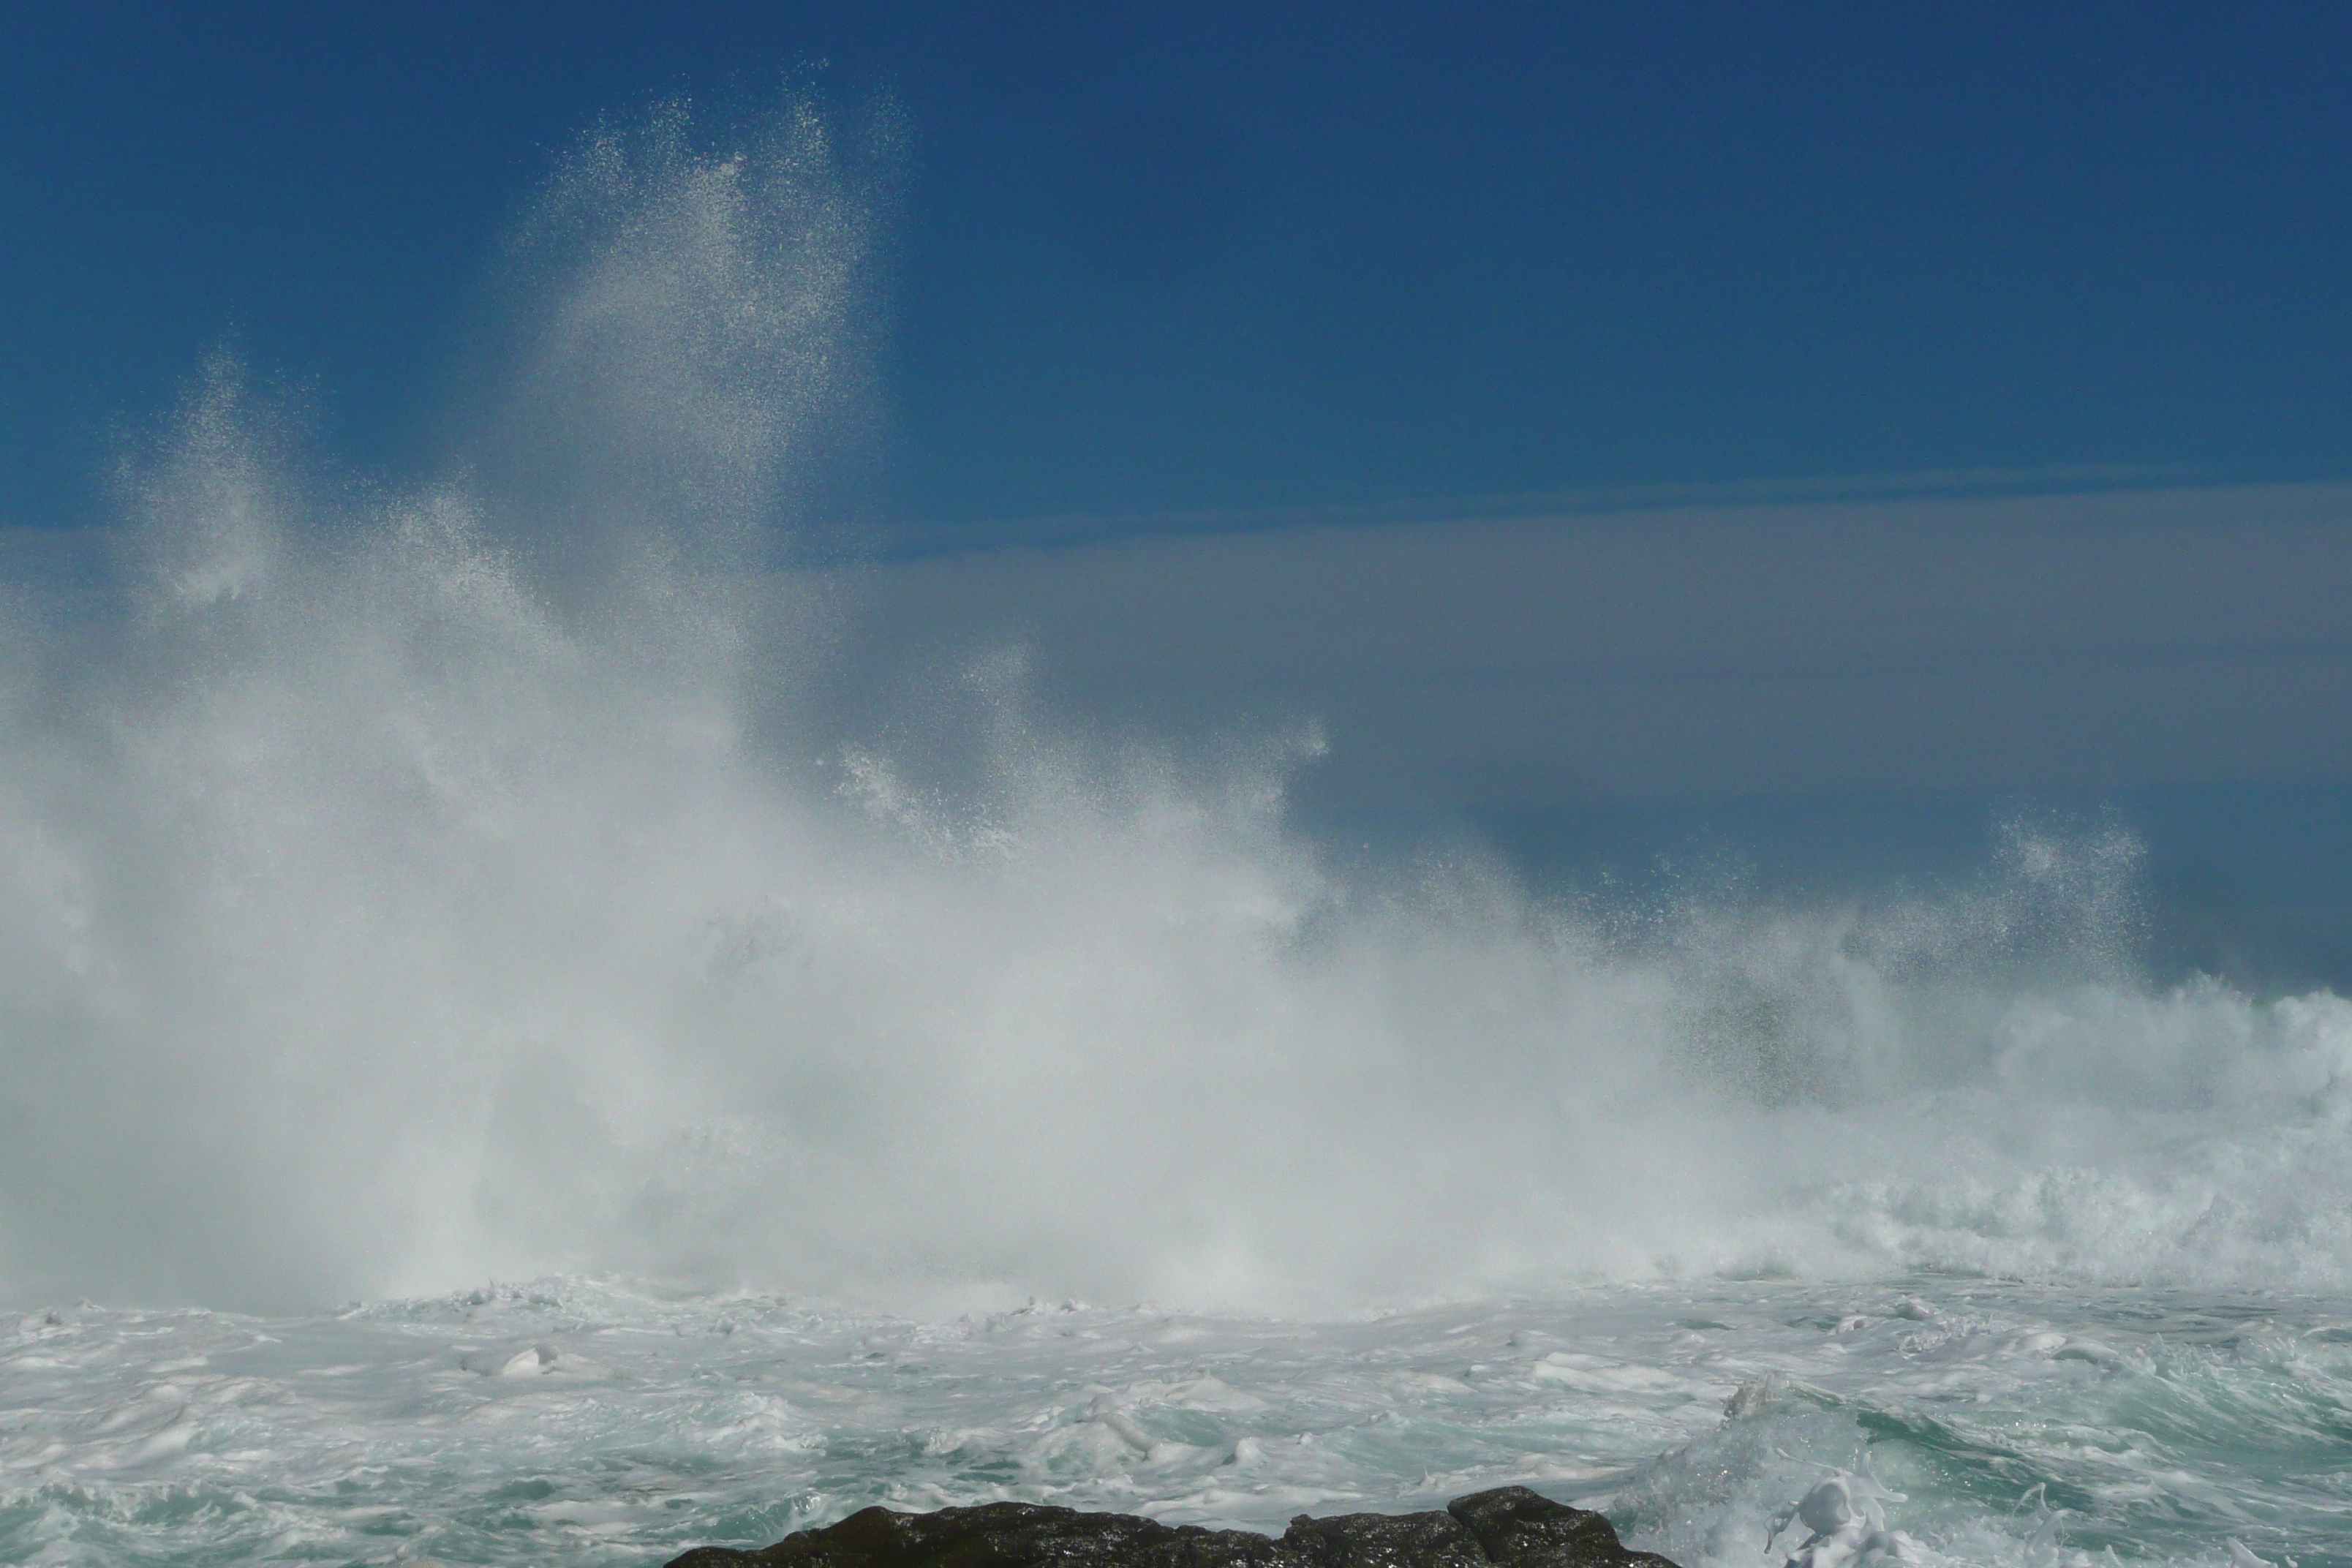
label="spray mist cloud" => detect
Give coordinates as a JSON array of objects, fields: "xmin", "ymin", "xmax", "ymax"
[{"xmin": 0, "ymin": 98, "xmax": 2348, "ymax": 1315}]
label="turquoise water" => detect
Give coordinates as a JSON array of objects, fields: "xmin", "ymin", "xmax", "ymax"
[{"xmin": 4, "ymin": 1276, "xmax": 2345, "ymax": 1567}]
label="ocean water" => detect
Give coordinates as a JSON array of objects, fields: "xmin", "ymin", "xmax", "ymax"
[
  {"xmin": 6, "ymin": 1278, "xmax": 2349, "ymax": 1567},
  {"xmin": 3, "ymin": 99, "xmax": 2349, "ymax": 1568}
]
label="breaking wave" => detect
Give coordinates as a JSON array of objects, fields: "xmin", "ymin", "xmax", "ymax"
[{"xmin": 1, "ymin": 99, "xmax": 2347, "ymax": 1316}]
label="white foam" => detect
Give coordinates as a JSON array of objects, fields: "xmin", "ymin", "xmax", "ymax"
[{"xmin": 1, "ymin": 1278, "xmax": 2341, "ymax": 1566}]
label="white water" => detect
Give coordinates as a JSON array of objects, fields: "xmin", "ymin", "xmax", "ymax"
[
  {"xmin": 1, "ymin": 99, "xmax": 2348, "ymax": 1566},
  {"xmin": 6, "ymin": 1280, "xmax": 2348, "ymax": 1567}
]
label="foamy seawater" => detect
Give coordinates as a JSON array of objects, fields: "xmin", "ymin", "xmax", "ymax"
[{"xmin": 4, "ymin": 1277, "xmax": 2345, "ymax": 1568}]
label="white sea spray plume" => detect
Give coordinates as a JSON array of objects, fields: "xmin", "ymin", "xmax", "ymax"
[{"xmin": 0, "ymin": 99, "xmax": 2349, "ymax": 1316}]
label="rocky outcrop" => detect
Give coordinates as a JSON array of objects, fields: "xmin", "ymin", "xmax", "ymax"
[{"xmin": 663, "ymin": 1485, "xmax": 1680, "ymax": 1568}]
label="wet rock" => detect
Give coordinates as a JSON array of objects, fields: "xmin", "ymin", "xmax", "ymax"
[{"xmin": 662, "ymin": 1486, "xmax": 1681, "ymax": 1568}]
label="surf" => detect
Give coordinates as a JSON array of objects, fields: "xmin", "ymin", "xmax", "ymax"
[{"xmin": 0, "ymin": 97, "xmax": 2345, "ymax": 1327}]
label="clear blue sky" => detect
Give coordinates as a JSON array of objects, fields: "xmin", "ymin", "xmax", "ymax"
[{"xmin": 6, "ymin": 1, "xmax": 2351, "ymax": 532}]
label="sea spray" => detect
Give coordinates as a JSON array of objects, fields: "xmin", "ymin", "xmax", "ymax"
[{"xmin": 0, "ymin": 97, "xmax": 2348, "ymax": 1323}]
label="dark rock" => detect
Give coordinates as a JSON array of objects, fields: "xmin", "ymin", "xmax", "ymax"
[
  {"xmin": 662, "ymin": 1486, "xmax": 1680, "ymax": 1568},
  {"xmin": 1444, "ymin": 1488, "xmax": 1664, "ymax": 1568}
]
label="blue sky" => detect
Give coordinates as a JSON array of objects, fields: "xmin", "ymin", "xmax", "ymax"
[
  {"xmin": 4, "ymin": 2, "xmax": 2351, "ymax": 986},
  {"xmin": 6, "ymin": 2, "xmax": 2351, "ymax": 529}
]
